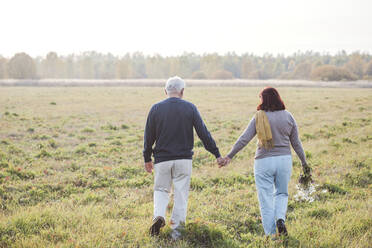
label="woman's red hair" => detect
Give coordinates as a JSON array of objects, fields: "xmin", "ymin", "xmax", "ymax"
[{"xmin": 257, "ymin": 87, "xmax": 285, "ymax": 111}]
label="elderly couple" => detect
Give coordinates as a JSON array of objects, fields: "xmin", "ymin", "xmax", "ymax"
[{"xmin": 143, "ymin": 76, "xmax": 311, "ymax": 240}]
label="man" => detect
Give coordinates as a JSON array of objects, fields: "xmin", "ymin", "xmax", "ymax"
[{"xmin": 143, "ymin": 76, "xmax": 224, "ymax": 240}]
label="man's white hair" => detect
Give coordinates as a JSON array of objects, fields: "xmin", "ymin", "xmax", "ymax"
[{"xmin": 165, "ymin": 76, "xmax": 185, "ymax": 94}]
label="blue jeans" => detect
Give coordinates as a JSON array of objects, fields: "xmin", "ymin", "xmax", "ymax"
[{"xmin": 254, "ymin": 155, "xmax": 292, "ymax": 235}]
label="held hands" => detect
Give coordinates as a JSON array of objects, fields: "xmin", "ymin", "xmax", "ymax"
[
  {"xmin": 216, "ymin": 156, "xmax": 232, "ymax": 168},
  {"xmin": 144, "ymin": 161, "xmax": 154, "ymax": 173}
]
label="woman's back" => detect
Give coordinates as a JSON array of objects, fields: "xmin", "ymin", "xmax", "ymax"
[{"xmin": 227, "ymin": 110, "xmax": 306, "ymax": 165}]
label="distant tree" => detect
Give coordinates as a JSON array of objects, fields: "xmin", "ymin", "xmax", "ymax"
[
  {"xmin": 0, "ymin": 56, "xmax": 7, "ymax": 79},
  {"xmin": 3, "ymin": 50, "xmax": 372, "ymax": 80},
  {"xmin": 345, "ymin": 54, "xmax": 365, "ymax": 79},
  {"xmin": 212, "ymin": 70, "xmax": 234, "ymax": 79},
  {"xmin": 311, "ymin": 65, "xmax": 357, "ymax": 81},
  {"xmin": 201, "ymin": 53, "xmax": 223, "ymax": 78},
  {"xmin": 8, "ymin": 52, "xmax": 37, "ymax": 79},
  {"xmin": 223, "ymin": 52, "xmax": 241, "ymax": 78},
  {"xmin": 116, "ymin": 54, "xmax": 134, "ymax": 79},
  {"xmin": 241, "ymin": 57, "xmax": 257, "ymax": 79},
  {"xmin": 287, "ymin": 60, "xmax": 296, "ymax": 72},
  {"xmin": 365, "ymin": 60, "xmax": 372, "ymax": 76},
  {"xmin": 42, "ymin": 52, "xmax": 62, "ymax": 78},
  {"xmin": 131, "ymin": 52, "xmax": 147, "ymax": 78},
  {"xmin": 191, "ymin": 70, "xmax": 207, "ymax": 79},
  {"xmin": 291, "ymin": 62, "xmax": 312, "ymax": 79}
]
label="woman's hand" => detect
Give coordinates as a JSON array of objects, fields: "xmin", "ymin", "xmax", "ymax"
[
  {"xmin": 302, "ymin": 163, "xmax": 312, "ymax": 176},
  {"xmin": 219, "ymin": 156, "xmax": 232, "ymax": 168}
]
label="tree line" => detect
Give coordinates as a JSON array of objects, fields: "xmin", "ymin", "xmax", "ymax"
[{"xmin": 0, "ymin": 51, "xmax": 372, "ymax": 81}]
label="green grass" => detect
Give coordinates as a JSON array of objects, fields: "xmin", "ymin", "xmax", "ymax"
[{"xmin": 0, "ymin": 86, "xmax": 371, "ymax": 247}]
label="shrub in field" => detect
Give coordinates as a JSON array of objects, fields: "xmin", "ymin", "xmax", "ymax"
[
  {"xmin": 0, "ymin": 161, "xmax": 8, "ymax": 168},
  {"xmin": 311, "ymin": 65, "xmax": 357, "ymax": 81},
  {"xmin": 307, "ymin": 209, "xmax": 332, "ymax": 219},
  {"xmin": 303, "ymin": 133, "xmax": 315, "ymax": 140},
  {"xmin": 101, "ymin": 123, "xmax": 119, "ymax": 131},
  {"xmin": 5, "ymin": 167, "xmax": 35, "ymax": 180},
  {"xmin": 210, "ymin": 173, "xmax": 254, "ymax": 187},
  {"xmin": 88, "ymin": 177, "xmax": 120, "ymax": 189},
  {"xmin": 7, "ymin": 145, "xmax": 24, "ymax": 155},
  {"xmin": 75, "ymin": 145, "xmax": 89, "ymax": 155},
  {"xmin": 320, "ymin": 183, "xmax": 347, "ymax": 195},
  {"xmin": 27, "ymin": 127, "xmax": 35, "ymax": 133},
  {"xmin": 191, "ymin": 70, "xmax": 207, "ymax": 79},
  {"xmin": 121, "ymin": 124, "xmax": 129, "ymax": 129},
  {"xmin": 114, "ymin": 166, "xmax": 143, "ymax": 179},
  {"xmin": 48, "ymin": 139, "xmax": 58, "ymax": 148},
  {"xmin": 40, "ymin": 134, "xmax": 51, "ymax": 140},
  {"xmin": 345, "ymin": 169, "xmax": 372, "ymax": 188},
  {"xmin": 190, "ymin": 177, "xmax": 207, "ymax": 191},
  {"xmin": 211, "ymin": 70, "xmax": 234, "ymax": 79},
  {"xmin": 110, "ymin": 140, "xmax": 122, "ymax": 146},
  {"xmin": 342, "ymin": 137, "xmax": 357, "ymax": 144},
  {"xmin": 81, "ymin": 127, "xmax": 95, "ymax": 133},
  {"xmin": 195, "ymin": 140, "xmax": 203, "ymax": 147},
  {"xmin": 80, "ymin": 192, "xmax": 104, "ymax": 205},
  {"xmin": 124, "ymin": 176, "xmax": 152, "ymax": 188},
  {"xmin": 88, "ymin": 142, "xmax": 97, "ymax": 147},
  {"xmin": 352, "ymin": 160, "xmax": 368, "ymax": 168},
  {"xmin": 50, "ymin": 102, "xmax": 57, "ymax": 105},
  {"xmin": 35, "ymin": 149, "xmax": 52, "ymax": 158}
]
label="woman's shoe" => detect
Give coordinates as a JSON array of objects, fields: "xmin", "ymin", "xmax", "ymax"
[{"xmin": 276, "ymin": 219, "xmax": 288, "ymax": 236}]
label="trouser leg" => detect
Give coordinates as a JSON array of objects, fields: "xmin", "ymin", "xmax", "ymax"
[
  {"xmin": 254, "ymin": 158, "xmax": 276, "ymax": 235},
  {"xmin": 153, "ymin": 161, "xmax": 173, "ymax": 220},
  {"xmin": 274, "ymin": 155, "xmax": 292, "ymax": 221},
  {"xmin": 170, "ymin": 159, "xmax": 192, "ymax": 230}
]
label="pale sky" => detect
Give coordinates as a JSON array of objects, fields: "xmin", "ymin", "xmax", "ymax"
[{"xmin": 1, "ymin": 0, "xmax": 371, "ymax": 57}]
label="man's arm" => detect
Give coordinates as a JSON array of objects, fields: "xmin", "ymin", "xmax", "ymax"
[
  {"xmin": 143, "ymin": 106, "xmax": 156, "ymax": 164},
  {"xmin": 193, "ymin": 107, "xmax": 221, "ymax": 159}
]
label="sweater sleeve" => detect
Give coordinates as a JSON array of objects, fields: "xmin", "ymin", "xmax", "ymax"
[
  {"xmin": 289, "ymin": 115, "xmax": 307, "ymax": 166},
  {"xmin": 193, "ymin": 107, "xmax": 221, "ymax": 158},
  {"xmin": 143, "ymin": 106, "xmax": 156, "ymax": 162},
  {"xmin": 227, "ymin": 117, "xmax": 256, "ymax": 159}
]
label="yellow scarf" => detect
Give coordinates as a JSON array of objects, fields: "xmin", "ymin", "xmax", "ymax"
[{"xmin": 255, "ymin": 110, "xmax": 274, "ymax": 150}]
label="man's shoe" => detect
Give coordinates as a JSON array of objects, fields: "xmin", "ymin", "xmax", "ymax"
[
  {"xmin": 276, "ymin": 219, "xmax": 288, "ymax": 236},
  {"xmin": 149, "ymin": 216, "xmax": 165, "ymax": 236}
]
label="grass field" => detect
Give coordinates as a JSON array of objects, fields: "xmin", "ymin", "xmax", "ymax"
[{"xmin": 0, "ymin": 86, "xmax": 371, "ymax": 248}]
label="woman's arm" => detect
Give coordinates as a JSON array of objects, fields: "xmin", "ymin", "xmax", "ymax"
[
  {"xmin": 226, "ymin": 117, "xmax": 256, "ymax": 159},
  {"xmin": 289, "ymin": 115, "xmax": 307, "ymax": 166}
]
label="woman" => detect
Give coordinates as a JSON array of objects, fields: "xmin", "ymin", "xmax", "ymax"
[{"xmin": 221, "ymin": 87, "xmax": 311, "ymax": 236}]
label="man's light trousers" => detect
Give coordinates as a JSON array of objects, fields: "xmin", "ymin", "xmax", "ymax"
[{"xmin": 153, "ymin": 159, "xmax": 192, "ymax": 230}]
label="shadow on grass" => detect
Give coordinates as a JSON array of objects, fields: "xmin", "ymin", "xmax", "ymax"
[{"xmin": 157, "ymin": 221, "xmax": 237, "ymax": 248}]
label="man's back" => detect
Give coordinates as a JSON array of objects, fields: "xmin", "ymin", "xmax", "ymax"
[{"xmin": 143, "ymin": 97, "xmax": 220, "ymax": 164}]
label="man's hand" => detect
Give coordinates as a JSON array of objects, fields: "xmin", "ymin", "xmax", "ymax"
[
  {"xmin": 144, "ymin": 161, "xmax": 154, "ymax": 173},
  {"xmin": 217, "ymin": 157, "xmax": 225, "ymax": 167},
  {"xmin": 219, "ymin": 156, "xmax": 232, "ymax": 168}
]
